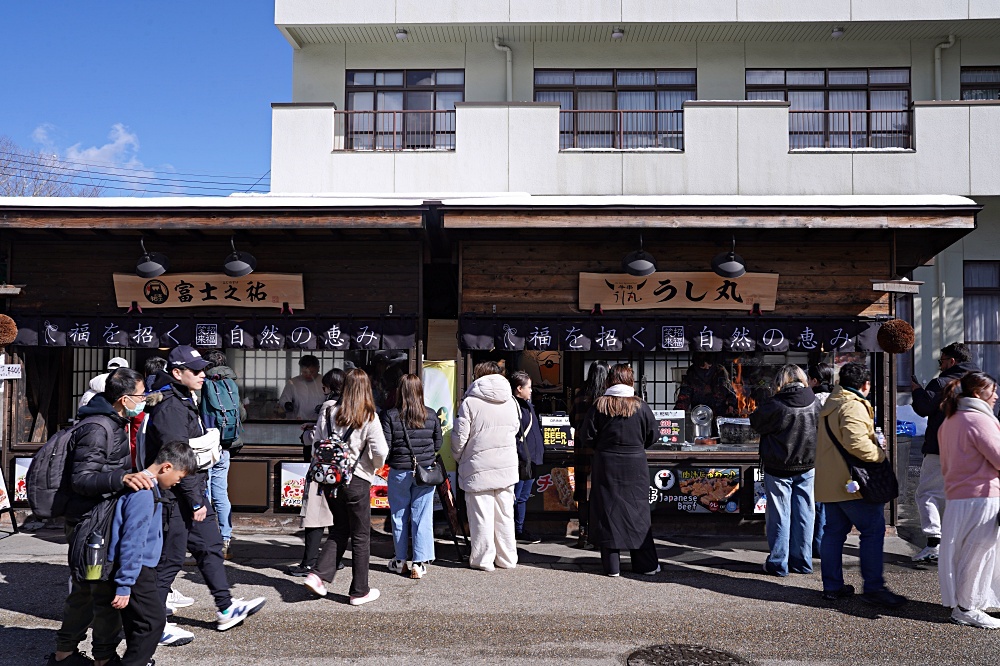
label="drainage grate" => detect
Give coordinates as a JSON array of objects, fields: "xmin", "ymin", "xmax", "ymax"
[{"xmin": 627, "ymin": 644, "xmax": 752, "ymax": 666}]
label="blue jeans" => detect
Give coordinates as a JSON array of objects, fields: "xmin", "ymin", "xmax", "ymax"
[
  {"xmin": 763, "ymin": 469, "xmax": 815, "ymax": 575},
  {"xmin": 207, "ymin": 449, "xmax": 232, "ymax": 541},
  {"xmin": 820, "ymin": 499, "xmax": 886, "ymax": 593},
  {"xmin": 513, "ymin": 478, "xmax": 534, "ymax": 533},
  {"xmin": 813, "ymin": 502, "xmax": 826, "ymax": 557},
  {"xmin": 387, "ymin": 468, "xmax": 436, "ymax": 563}
]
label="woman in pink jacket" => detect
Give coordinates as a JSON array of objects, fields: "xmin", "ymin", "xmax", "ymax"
[{"xmin": 937, "ymin": 371, "xmax": 1000, "ymax": 629}]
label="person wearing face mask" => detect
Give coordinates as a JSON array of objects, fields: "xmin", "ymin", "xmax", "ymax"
[{"xmin": 145, "ymin": 346, "xmax": 265, "ymax": 646}]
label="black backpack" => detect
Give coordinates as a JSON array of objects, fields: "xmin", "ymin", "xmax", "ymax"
[
  {"xmin": 67, "ymin": 492, "xmax": 122, "ymax": 582},
  {"xmin": 26, "ymin": 416, "xmax": 116, "ymax": 520}
]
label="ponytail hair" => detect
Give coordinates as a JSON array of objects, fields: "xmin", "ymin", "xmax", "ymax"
[{"xmin": 941, "ymin": 371, "xmax": 998, "ymax": 419}]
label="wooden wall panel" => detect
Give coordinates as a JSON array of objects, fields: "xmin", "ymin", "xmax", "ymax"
[
  {"xmin": 461, "ymin": 240, "xmax": 891, "ymax": 316},
  {"xmin": 7, "ymin": 237, "xmax": 420, "ymax": 316}
]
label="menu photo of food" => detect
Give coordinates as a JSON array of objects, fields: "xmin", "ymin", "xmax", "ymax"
[
  {"xmin": 649, "ymin": 466, "xmax": 741, "ymax": 514},
  {"xmin": 535, "ymin": 466, "xmax": 578, "ymax": 513},
  {"xmin": 278, "ymin": 462, "xmax": 309, "ymax": 509},
  {"xmin": 370, "ymin": 464, "xmax": 390, "ymax": 510}
]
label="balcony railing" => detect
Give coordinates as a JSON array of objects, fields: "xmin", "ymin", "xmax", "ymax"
[
  {"xmin": 334, "ymin": 110, "xmax": 457, "ymax": 151},
  {"xmin": 558, "ymin": 110, "xmax": 684, "ymax": 150},
  {"xmin": 789, "ymin": 110, "xmax": 913, "ymax": 150}
]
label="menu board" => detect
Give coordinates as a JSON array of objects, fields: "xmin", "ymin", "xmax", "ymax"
[
  {"xmin": 540, "ymin": 414, "xmax": 572, "ymax": 449},
  {"xmin": 753, "ymin": 468, "xmax": 767, "ymax": 514},
  {"xmin": 12, "ymin": 458, "xmax": 31, "ymax": 506},
  {"xmin": 649, "ymin": 466, "xmax": 741, "ymax": 514},
  {"xmin": 371, "ymin": 466, "xmax": 389, "ymax": 510},
  {"xmin": 0, "ymin": 464, "xmax": 10, "ymax": 511},
  {"xmin": 652, "ymin": 409, "xmax": 686, "ymax": 445},
  {"xmin": 278, "ymin": 462, "xmax": 309, "ymax": 509}
]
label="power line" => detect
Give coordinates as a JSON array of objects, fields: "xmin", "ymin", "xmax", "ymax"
[
  {"xmin": 2, "ymin": 148, "xmax": 272, "ymax": 181},
  {"xmin": 1, "ymin": 153, "xmax": 269, "ymax": 188},
  {"xmin": 3, "ymin": 164, "xmax": 264, "ymax": 195}
]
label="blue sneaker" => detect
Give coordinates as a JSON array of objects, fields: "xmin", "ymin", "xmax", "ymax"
[{"xmin": 216, "ymin": 597, "xmax": 266, "ymax": 631}]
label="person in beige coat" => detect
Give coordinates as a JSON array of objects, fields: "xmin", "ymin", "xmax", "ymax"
[
  {"xmin": 453, "ymin": 362, "xmax": 521, "ymax": 571},
  {"xmin": 815, "ymin": 362, "xmax": 906, "ymax": 609},
  {"xmin": 303, "ymin": 369, "xmax": 388, "ymax": 605}
]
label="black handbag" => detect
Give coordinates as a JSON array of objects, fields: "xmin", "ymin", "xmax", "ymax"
[
  {"xmin": 824, "ymin": 416, "xmax": 899, "ymax": 504},
  {"xmin": 400, "ymin": 415, "xmax": 446, "ymax": 487},
  {"xmin": 516, "ymin": 403, "xmax": 534, "ymax": 481}
]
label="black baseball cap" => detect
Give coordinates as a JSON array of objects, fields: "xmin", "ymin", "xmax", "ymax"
[{"xmin": 167, "ymin": 345, "xmax": 210, "ymax": 371}]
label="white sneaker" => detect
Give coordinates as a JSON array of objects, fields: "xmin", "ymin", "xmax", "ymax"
[
  {"xmin": 951, "ymin": 607, "xmax": 1000, "ymax": 629},
  {"xmin": 912, "ymin": 545, "xmax": 940, "ymax": 562},
  {"xmin": 410, "ymin": 562, "xmax": 427, "ymax": 579},
  {"xmin": 639, "ymin": 564, "xmax": 661, "ymax": 576},
  {"xmin": 303, "ymin": 573, "xmax": 327, "ymax": 597},
  {"xmin": 216, "ymin": 597, "xmax": 266, "ymax": 631},
  {"xmin": 159, "ymin": 622, "xmax": 194, "ymax": 646},
  {"xmin": 387, "ymin": 559, "xmax": 410, "ymax": 575},
  {"xmin": 167, "ymin": 588, "xmax": 194, "ymax": 608},
  {"xmin": 349, "ymin": 588, "xmax": 380, "ymax": 606}
]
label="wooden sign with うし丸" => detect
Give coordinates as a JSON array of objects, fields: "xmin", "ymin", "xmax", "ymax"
[
  {"xmin": 113, "ymin": 273, "xmax": 305, "ymax": 309},
  {"xmin": 578, "ymin": 272, "xmax": 778, "ymax": 311}
]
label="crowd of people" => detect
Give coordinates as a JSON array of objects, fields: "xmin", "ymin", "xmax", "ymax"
[{"xmin": 45, "ymin": 343, "xmax": 1000, "ymax": 665}]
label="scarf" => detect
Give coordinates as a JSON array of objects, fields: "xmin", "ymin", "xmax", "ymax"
[
  {"xmin": 957, "ymin": 396, "xmax": 998, "ymax": 420},
  {"xmin": 604, "ymin": 384, "xmax": 635, "ymax": 398}
]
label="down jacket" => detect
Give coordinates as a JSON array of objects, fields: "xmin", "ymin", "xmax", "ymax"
[
  {"xmin": 144, "ymin": 370, "xmax": 209, "ymax": 511},
  {"xmin": 749, "ymin": 383, "xmax": 820, "ymax": 477},
  {"xmin": 912, "ymin": 361, "xmax": 980, "ymax": 455},
  {"xmin": 65, "ymin": 395, "xmax": 131, "ymax": 523},
  {"xmin": 815, "ymin": 385, "xmax": 885, "ymax": 503},
  {"xmin": 381, "ymin": 407, "xmax": 443, "ymax": 470},
  {"xmin": 453, "ymin": 374, "xmax": 520, "ymax": 493}
]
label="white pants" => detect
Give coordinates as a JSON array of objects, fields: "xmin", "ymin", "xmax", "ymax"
[
  {"xmin": 939, "ymin": 497, "xmax": 1000, "ymax": 610},
  {"xmin": 465, "ymin": 486, "xmax": 518, "ymax": 571},
  {"xmin": 915, "ymin": 454, "xmax": 946, "ymax": 538}
]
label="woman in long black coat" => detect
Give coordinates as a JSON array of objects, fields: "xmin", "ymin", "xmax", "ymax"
[{"xmin": 583, "ymin": 363, "xmax": 660, "ymax": 577}]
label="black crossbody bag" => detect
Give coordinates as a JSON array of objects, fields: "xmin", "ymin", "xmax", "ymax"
[
  {"xmin": 824, "ymin": 416, "xmax": 899, "ymax": 504},
  {"xmin": 400, "ymin": 413, "xmax": 446, "ymax": 487}
]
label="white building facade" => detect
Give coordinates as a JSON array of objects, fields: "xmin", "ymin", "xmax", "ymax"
[{"xmin": 270, "ymin": 1, "xmax": 1000, "ymax": 385}]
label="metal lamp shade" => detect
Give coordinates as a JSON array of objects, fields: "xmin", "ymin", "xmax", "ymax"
[
  {"xmin": 136, "ymin": 251, "xmax": 169, "ymax": 278},
  {"xmin": 224, "ymin": 250, "xmax": 257, "ymax": 277},
  {"xmin": 622, "ymin": 250, "xmax": 658, "ymax": 276},
  {"xmin": 711, "ymin": 250, "xmax": 746, "ymax": 279}
]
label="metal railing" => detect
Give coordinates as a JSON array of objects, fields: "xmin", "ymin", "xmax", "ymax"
[
  {"xmin": 789, "ymin": 110, "xmax": 913, "ymax": 150},
  {"xmin": 558, "ymin": 110, "xmax": 684, "ymax": 150},
  {"xmin": 334, "ymin": 110, "xmax": 457, "ymax": 151}
]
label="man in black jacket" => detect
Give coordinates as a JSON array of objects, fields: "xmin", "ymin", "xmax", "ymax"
[
  {"xmin": 145, "ymin": 346, "xmax": 264, "ymax": 645},
  {"xmin": 49, "ymin": 368, "xmax": 154, "ymax": 666},
  {"xmin": 910, "ymin": 342, "xmax": 980, "ymax": 562}
]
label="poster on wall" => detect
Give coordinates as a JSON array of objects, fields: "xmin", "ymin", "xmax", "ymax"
[
  {"xmin": 525, "ymin": 464, "xmax": 577, "ymax": 513},
  {"xmin": 540, "ymin": 414, "xmax": 572, "ymax": 449},
  {"xmin": 0, "ymin": 464, "xmax": 10, "ymax": 511},
  {"xmin": 12, "ymin": 458, "xmax": 31, "ymax": 505},
  {"xmin": 422, "ymin": 360, "xmax": 456, "ymax": 471},
  {"xmin": 753, "ymin": 468, "xmax": 767, "ymax": 514},
  {"xmin": 278, "ymin": 462, "xmax": 309, "ymax": 509},
  {"xmin": 649, "ymin": 467, "xmax": 741, "ymax": 514}
]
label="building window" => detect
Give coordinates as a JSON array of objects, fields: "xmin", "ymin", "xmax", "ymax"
[
  {"xmin": 534, "ymin": 69, "xmax": 696, "ymax": 149},
  {"xmin": 343, "ymin": 69, "xmax": 464, "ymax": 150},
  {"xmin": 961, "ymin": 67, "xmax": 1000, "ymax": 100},
  {"xmin": 964, "ymin": 261, "xmax": 1000, "ymax": 381},
  {"xmin": 746, "ymin": 68, "xmax": 912, "ymax": 149}
]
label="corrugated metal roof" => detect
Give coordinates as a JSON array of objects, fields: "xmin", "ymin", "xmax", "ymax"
[{"xmin": 284, "ymin": 20, "xmax": 1000, "ymax": 45}]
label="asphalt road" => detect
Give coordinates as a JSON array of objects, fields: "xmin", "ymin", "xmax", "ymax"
[{"xmin": 3, "ymin": 513, "xmax": 1000, "ymax": 666}]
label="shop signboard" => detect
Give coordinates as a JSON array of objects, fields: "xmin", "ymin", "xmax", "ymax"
[
  {"xmin": 753, "ymin": 468, "xmax": 767, "ymax": 514},
  {"xmin": 540, "ymin": 414, "xmax": 572, "ymax": 449},
  {"xmin": 0, "ymin": 464, "xmax": 10, "ymax": 511},
  {"xmin": 652, "ymin": 409, "xmax": 686, "ymax": 445},
  {"xmin": 649, "ymin": 466, "xmax": 741, "ymax": 514},
  {"xmin": 113, "ymin": 273, "xmax": 305, "ymax": 309},
  {"xmin": 12, "ymin": 458, "xmax": 31, "ymax": 505},
  {"xmin": 422, "ymin": 361, "xmax": 456, "ymax": 471},
  {"xmin": 371, "ymin": 467, "xmax": 389, "ymax": 510},
  {"xmin": 578, "ymin": 272, "xmax": 779, "ymax": 311}
]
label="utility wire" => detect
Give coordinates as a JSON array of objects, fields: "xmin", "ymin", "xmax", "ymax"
[
  {"xmin": 2, "ymin": 148, "xmax": 272, "ymax": 181},
  {"xmin": 3, "ymin": 162, "xmax": 265, "ymax": 194}
]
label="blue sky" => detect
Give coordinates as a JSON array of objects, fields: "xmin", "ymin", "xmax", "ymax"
[{"xmin": 0, "ymin": 2, "xmax": 290, "ymax": 195}]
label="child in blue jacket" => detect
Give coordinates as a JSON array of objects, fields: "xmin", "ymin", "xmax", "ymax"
[{"xmin": 107, "ymin": 440, "xmax": 196, "ymax": 666}]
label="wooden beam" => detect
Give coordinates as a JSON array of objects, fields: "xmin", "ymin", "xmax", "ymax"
[
  {"xmin": 0, "ymin": 213, "xmax": 424, "ymax": 230},
  {"xmin": 443, "ymin": 213, "xmax": 975, "ymax": 230}
]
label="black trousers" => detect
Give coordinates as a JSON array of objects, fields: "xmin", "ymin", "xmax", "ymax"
[
  {"xmin": 156, "ymin": 495, "xmax": 232, "ymax": 612},
  {"xmin": 599, "ymin": 528, "xmax": 658, "ymax": 575},
  {"xmin": 55, "ymin": 524, "xmax": 122, "ymax": 660},
  {"xmin": 121, "ymin": 566, "xmax": 166, "ymax": 666},
  {"xmin": 301, "ymin": 526, "xmax": 335, "ymax": 568},
  {"xmin": 313, "ymin": 477, "xmax": 371, "ymax": 597}
]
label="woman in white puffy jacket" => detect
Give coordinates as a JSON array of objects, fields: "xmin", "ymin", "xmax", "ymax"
[{"xmin": 453, "ymin": 361, "xmax": 521, "ymax": 571}]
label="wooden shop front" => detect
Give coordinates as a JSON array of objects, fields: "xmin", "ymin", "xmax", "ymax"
[
  {"xmin": 443, "ymin": 196, "xmax": 978, "ymax": 524},
  {"xmin": 0, "ymin": 199, "xmax": 423, "ymax": 519}
]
